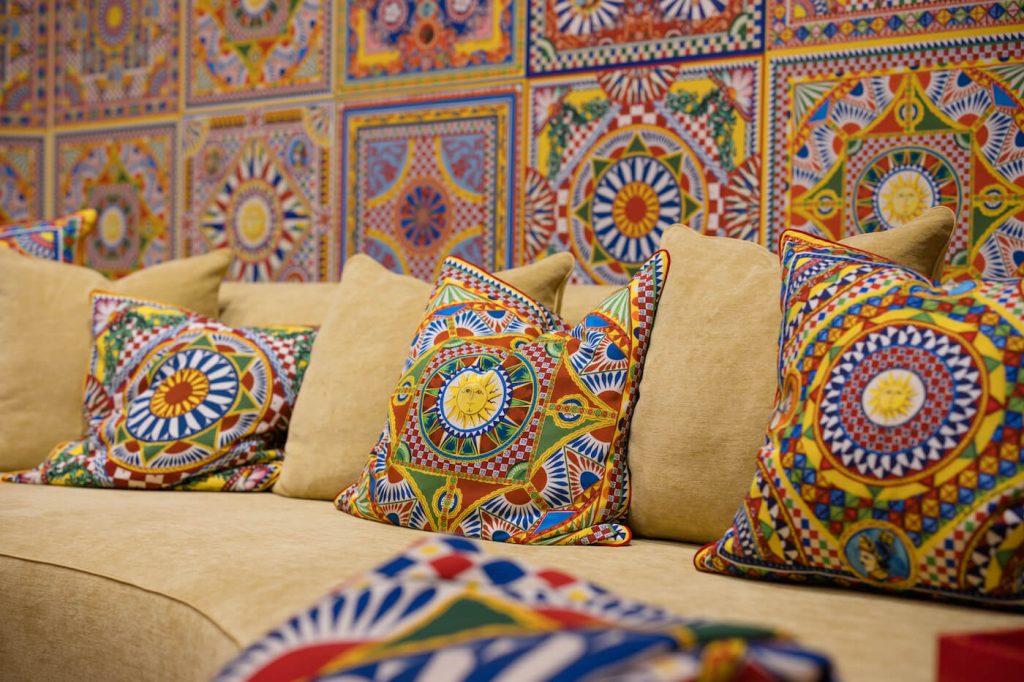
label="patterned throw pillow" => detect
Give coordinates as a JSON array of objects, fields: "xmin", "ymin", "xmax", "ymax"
[
  {"xmin": 216, "ymin": 537, "xmax": 834, "ymax": 682},
  {"xmin": 337, "ymin": 254, "xmax": 669, "ymax": 545},
  {"xmin": 696, "ymin": 231, "xmax": 1024, "ymax": 609},
  {"xmin": 2, "ymin": 293, "xmax": 316, "ymax": 491},
  {"xmin": 0, "ymin": 209, "xmax": 96, "ymax": 263}
]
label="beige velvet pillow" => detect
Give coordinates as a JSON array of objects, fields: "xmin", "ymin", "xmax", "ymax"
[
  {"xmin": 0, "ymin": 249, "xmax": 232, "ymax": 471},
  {"xmin": 274, "ymin": 253, "xmax": 575, "ymax": 500},
  {"xmin": 219, "ymin": 282, "xmax": 338, "ymax": 327},
  {"xmin": 625, "ymin": 207, "xmax": 956, "ymax": 544}
]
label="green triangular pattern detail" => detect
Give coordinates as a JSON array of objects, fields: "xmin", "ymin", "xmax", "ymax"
[
  {"xmin": 626, "ymin": 134, "xmax": 649, "ymax": 155},
  {"xmin": 388, "ymin": 597, "xmax": 522, "ymax": 647},
  {"xmin": 191, "ymin": 427, "xmax": 219, "ymax": 450},
  {"xmin": 594, "ymin": 286, "xmax": 630, "ymax": 327}
]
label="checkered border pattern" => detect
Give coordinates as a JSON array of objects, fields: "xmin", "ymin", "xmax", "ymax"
[{"xmin": 527, "ymin": 0, "xmax": 764, "ymax": 75}]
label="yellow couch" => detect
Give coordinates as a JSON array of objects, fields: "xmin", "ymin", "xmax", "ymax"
[{"xmin": 3, "ymin": 217, "xmax": 1022, "ymax": 681}]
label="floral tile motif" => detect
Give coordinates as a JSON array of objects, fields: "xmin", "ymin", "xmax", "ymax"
[
  {"xmin": 767, "ymin": 34, "xmax": 1024, "ymax": 278},
  {"xmin": 526, "ymin": 60, "xmax": 761, "ymax": 284},
  {"xmin": 341, "ymin": 88, "xmax": 520, "ymax": 280},
  {"xmin": 181, "ymin": 103, "xmax": 336, "ymax": 281},
  {"xmin": 527, "ymin": 0, "xmax": 763, "ymax": 75},
  {"xmin": 187, "ymin": 0, "xmax": 331, "ymax": 105},
  {"xmin": 770, "ymin": 0, "xmax": 1024, "ymax": 48},
  {"xmin": 55, "ymin": 124, "xmax": 176, "ymax": 277},
  {"xmin": 0, "ymin": 136, "xmax": 43, "ymax": 223},
  {"xmin": 342, "ymin": 0, "xmax": 522, "ymax": 89},
  {"xmin": 53, "ymin": 0, "xmax": 180, "ymax": 123},
  {"xmin": 0, "ymin": 1, "xmax": 47, "ymax": 127}
]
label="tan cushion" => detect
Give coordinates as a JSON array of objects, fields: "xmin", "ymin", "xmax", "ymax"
[
  {"xmin": 628, "ymin": 208, "xmax": 955, "ymax": 544},
  {"xmin": 1, "ymin": 485, "xmax": 1019, "ymax": 682},
  {"xmin": 560, "ymin": 282, "xmax": 617, "ymax": 326},
  {"xmin": 0, "ymin": 249, "xmax": 231, "ymax": 471},
  {"xmin": 218, "ymin": 281, "xmax": 338, "ymax": 327},
  {"xmin": 275, "ymin": 253, "xmax": 575, "ymax": 500},
  {"xmin": 842, "ymin": 206, "xmax": 955, "ymax": 280}
]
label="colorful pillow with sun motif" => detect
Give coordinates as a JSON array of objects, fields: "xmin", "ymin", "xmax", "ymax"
[
  {"xmin": 215, "ymin": 537, "xmax": 834, "ymax": 682},
  {"xmin": 1, "ymin": 292, "xmax": 317, "ymax": 492},
  {"xmin": 336, "ymin": 254, "xmax": 669, "ymax": 546},
  {"xmin": 695, "ymin": 231, "xmax": 1024, "ymax": 610},
  {"xmin": 0, "ymin": 209, "xmax": 96, "ymax": 263}
]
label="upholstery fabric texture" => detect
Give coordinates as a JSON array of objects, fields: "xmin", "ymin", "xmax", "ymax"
[
  {"xmin": 0, "ymin": 248, "xmax": 232, "ymax": 472},
  {"xmin": 218, "ymin": 282, "xmax": 338, "ymax": 328},
  {"xmin": 275, "ymin": 253, "xmax": 575, "ymax": 500},
  {"xmin": 627, "ymin": 209, "xmax": 956, "ymax": 544},
  {"xmin": 216, "ymin": 537, "xmax": 833, "ymax": 682},
  {"xmin": 1, "ymin": 485, "xmax": 1021, "ymax": 682},
  {"xmin": 337, "ymin": 253, "xmax": 668, "ymax": 545},
  {"xmin": 3, "ymin": 293, "xmax": 316, "ymax": 491},
  {"xmin": 696, "ymin": 232, "xmax": 1024, "ymax": 609},
  {"xmin": 0, "ymin": 209, "xmax": 96, "ymax": 263}
]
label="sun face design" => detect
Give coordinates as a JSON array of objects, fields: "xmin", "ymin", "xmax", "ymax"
[
  {"xmin": 878, "ymin": 170, "xmax": 935, "ymax": 227},
  {"xmin": 862, "ymin": 369, "xmax": 925, "ymax": 427},
  {"xmin": 442, "ymin": 370, "xmax": 504, "ymax": 432},
  {"xmin": 150, "ymin": 368, "xmax": 211, "ymax": 419}
]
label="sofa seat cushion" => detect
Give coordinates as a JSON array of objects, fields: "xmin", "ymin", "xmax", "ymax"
[{"xmin": 1, "ymin": 485, "xmax": 1020, "ymax": 682}]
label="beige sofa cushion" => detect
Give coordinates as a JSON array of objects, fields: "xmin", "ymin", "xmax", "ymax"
[
  {"xmin": 0, "ymin": 249, "xmax": 231, "ymax": 472},
  {"xmin": 622, "ymin": 208, "xmax": 956, "ymax": 544},
  {"xmin": 275, "ymin": 253, "xmax": 575, "ymax": 500},
  {"xmin": 219, "ymin": 281, "xmax": 337, "ymax": 327},
  {"xmin": 1, "ymin": 485, "xmax": 1018, "ymax": 682}
]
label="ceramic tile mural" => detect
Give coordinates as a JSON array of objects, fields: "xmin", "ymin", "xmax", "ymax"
[
  {"xmin": 342, "ymin": 0, "xmax": 521, "ymax": 88},
  {"xmin": 0, "ymin": 136, "xmax": 43, "ymax": 223},
  {"xmin": 0, "ymin": 2, "xmax": 1022, "ymax": 283},
  {"xmin": 53, "ymin": 0, "xmax": 180, "ymax": 123},
  {"xmin": 767, "ymin": 34, "xmax": 1024, "ymax": 278},
  {"xmin": 527, "ymin": 60, "xmax": 760, "ymax": 284},
  {"xmin": 341, "ymin": 88, "xmax": 520, "ymax": 278},
  {"xmin": 181, "ymin": 103, "xmax": 335, "ymax": 281},
  {"xmin": 186, "ymin": 0, "xmax": 331, "ymax": 105},
  {"xmin": 0, "ymin": 1, "xmax": 47, "ymax": 127},
  {"xmin": 55, "ymin": 124, "xmax": 176, "ymax": 277}
]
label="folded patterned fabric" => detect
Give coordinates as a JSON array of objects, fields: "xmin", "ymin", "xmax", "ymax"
[
  {"xmin": 216, "ymin": 537, "xmax": 834, "ymax": 682},
  {"xmin": 2, "ymin": 292, "xmax": 316, "ymax": 492}
]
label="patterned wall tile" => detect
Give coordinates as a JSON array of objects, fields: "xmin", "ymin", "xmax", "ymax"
[
  {"xmin": 767, "ymin": 34, "xmax": 1024, "ymax": 279},
  {"xmin": 0, "ymin": 1, "xmax": 47, "ymax": 127},
  {"xmin": 342, "ymin": 0, "xmax": 522, "ymax": 89},
  {"xmin": 0, "ymin": 136, "xmax": 43, "ymax": 222},
  {"xmin": 54, "ymin": 0, "xmax": 179, "ymax": 124},
  {"xmin": 181, "ymin": 102, "xmax": 335, "ymax": 281},
  {"xmin": 527, "ymin": 0, "xmax": 763, "ymax": 76},
  {"xmin": 526, "ymin": 61, "xmax": 760, "ymax": 284},
  {"xmin": 187, "ymin": 0, "xmax": 331, "ymax": 105},
  {"xmin": 56, "ymin": 124, "xmax": 176, "ymax": 277},
  {"xmin": 341, "ymin": 87, "xmax": 521, "ymax": 279},
  {"xmin": 770, "ymin": 0, "xmax": 1024, "ymax": 49}
]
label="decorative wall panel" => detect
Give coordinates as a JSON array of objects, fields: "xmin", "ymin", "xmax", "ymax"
[
  {"xmin": 527, "ymin": 60, "xmax": 761, "ymax": 284},
  {"xmin": 767, "ymin": 35, "xmax": 1024, "ymax": 278},
  {"xmin": 55, "ymin": 124, "xmax": 176, "ymax": 277},
  {"xmin": 0, "ymin": 136, "xmax": 43, "ymax": 223},
  {"xmin": 181, "ymin": 103, "xmax": 335, "ymax": 281},
  {"xmin": 54, "ymin": 0, "xmax": 179, "ymax": 123},
  {"xmin": 341, "ymin": 88, "xmax": 520, "ymax": 279},
  {"xmin": 187, "ymin": 0, "xmax": 331, "ymax": 105},
  {"xmin": 0, "ymin": 1, "xmax": 47, "ymax": 127}
]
